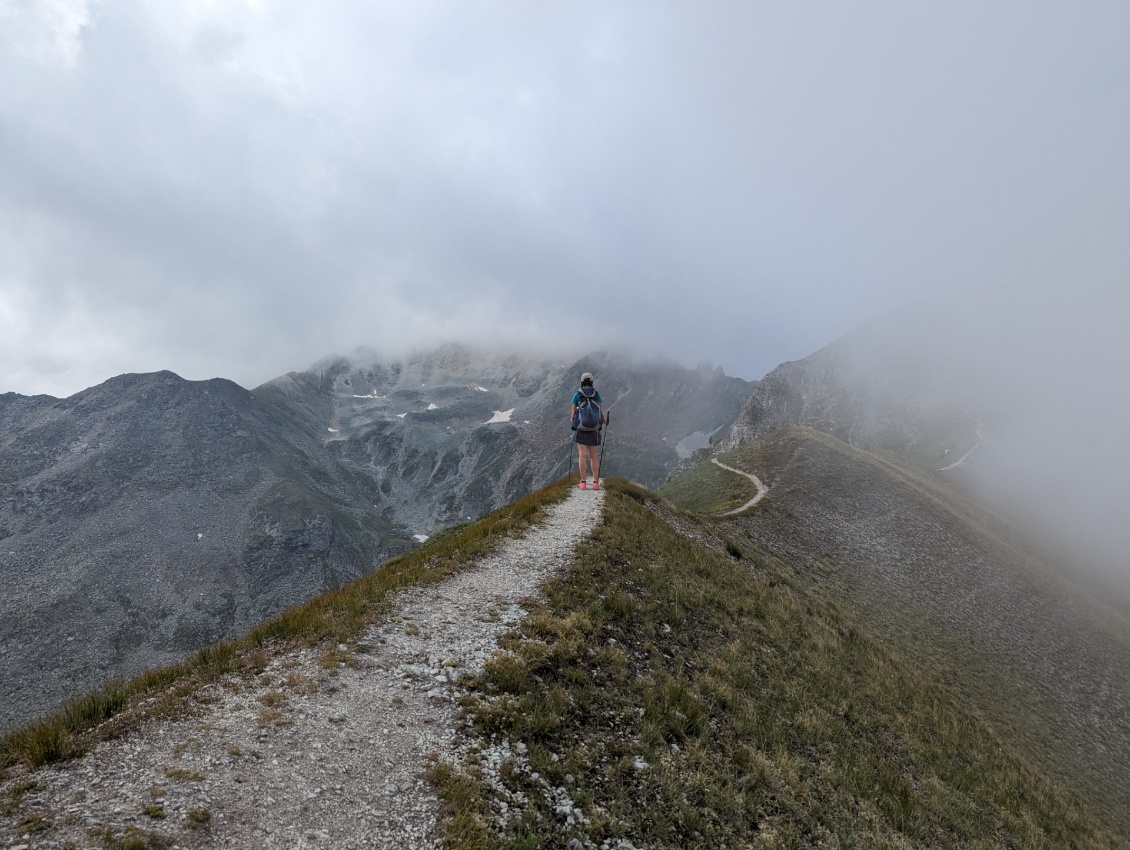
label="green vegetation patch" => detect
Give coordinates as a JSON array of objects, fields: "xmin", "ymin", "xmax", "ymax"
[
  {"xmin": 658, "ymin": 446, "xmax": 763, "ymax": 514},
  {"xmin": 438, "ymin": 478, "xmax": 1120, "ymax": 849},
  {"xmin": 88, "ymin": 824, "xmax": 170, "ymax": 849},
  {"xmin": 163, "ymin": 768, "xmax": 204, "ymax": 783},
  {"xmin": 1, "ymin": 477, "xmax": 574, "ymax": 773}
]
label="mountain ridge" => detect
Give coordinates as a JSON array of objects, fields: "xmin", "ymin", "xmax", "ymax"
[
  {"xmin": 2, "ymin": 477, "xmax": 1123, "ymax": 848},
  {"xmin": 721, "ymin": 311, "xmax": 982, "ymax": 470},
  {"xmin": 664, "ymin": 425, "xmax": 1130, "ymax": 836},
  {"xmin": 1, "ymin": 368, "xmax": 406, "ymax": 736},
  {"xmin": 0, "ymin": 346, "xmax": 753, "ymax": 735}
]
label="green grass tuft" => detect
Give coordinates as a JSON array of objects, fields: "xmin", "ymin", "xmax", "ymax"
[
  {"xmin": 427, "ymin": 759, "xmax": 495, "ymax": 849},
  {"xmin": 659, "ymin": 447, "xmax": 763, "ymax": 514},
  {"xmin": 442, "ymin": 477, "xmax": 1122, "ymax": 849},
  {"xmin": 0, "ymin": 476, "xmax": 573, "ymax": 773},
  {"xmin": 186, "ymin": 807, "xmax": 211, "ymax": 829}
]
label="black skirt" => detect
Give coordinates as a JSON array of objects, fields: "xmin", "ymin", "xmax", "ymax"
[{"xmin": 575, "ymin": 429, "xmax": 601, "ymax": 446}]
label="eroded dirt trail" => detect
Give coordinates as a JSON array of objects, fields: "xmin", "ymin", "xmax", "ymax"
[{"xmin": 1, "ymin": 488, "xmax": 604, "ymax": 850}]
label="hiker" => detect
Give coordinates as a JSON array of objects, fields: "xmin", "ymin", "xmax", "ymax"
[{"xmin": 570, "ymin": 371, "xmax": 604, "ymax": 489}]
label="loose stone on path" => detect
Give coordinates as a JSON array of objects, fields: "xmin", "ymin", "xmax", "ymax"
[{"xmin": 0, "ymin": 487, "xmax": 605, "ymax": 849}]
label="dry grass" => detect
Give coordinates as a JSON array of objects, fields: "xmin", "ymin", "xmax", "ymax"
[
  {"xmin": 0, "ymin": 476, "xmax": 572, "ymax": 773},
  {"xmin": 717, "ymin": 425, "xmax": 1130, "ymax": 835},
  {"xmin": 436, "ymin": 478, "xmax": 1122, "ymax": 849},
  {"xmin": 657, "ymin": 447, "xmax": 762, "ymax": 514},
  {"xmin": 186, "ymin": 807, "xmax": 211, "ymax": 829},
  {"xmin": 88, "ymin": 823, "xmax": 171, "ymax": 849},
  {"xmin": 162, "ymin": 768, "xmax": 204, "ymax": 783}
]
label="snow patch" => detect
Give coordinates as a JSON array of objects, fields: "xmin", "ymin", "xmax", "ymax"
[
  {"xmin": 397, "ymin": 413, "xmax": 408, "ymax": 419},
  {"xmin": 486, "ymin": 408, "xmax": 515, "ymax": 424},
  {"xmin": 475, "ymin": 386, "xmax": 489, "ymax": 392},
  {"xmin": 327, "ymin": 427, "xmax": 339, "ymax": 433},
  {"xmin": 427, "ymin": 403, "xmax": 438, "ymax": 411},
  {"xmin": 413, "ymin": 534, "xmax": 429, "ymax": 543}
]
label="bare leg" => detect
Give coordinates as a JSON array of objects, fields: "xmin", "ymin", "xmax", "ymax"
[
  {"xmin": 588, "ymin": 445, "xmax": 600, "ymax": 484},
  {"xmin": 577, "ymin": 444, "xmax": 588, "ymax": 482}
]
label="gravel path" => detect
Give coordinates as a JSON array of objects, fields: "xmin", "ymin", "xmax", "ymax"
[
  {"xmin": 711, "ymin": 457, "xmax": 768, "ymax": 515},
  {"xmin": 936, "ymin": 416, "xmax": 984, "ymax": 471},
  {"xmin": 1, "ymin": 488, "xmax": 604, "ymax": 850}
]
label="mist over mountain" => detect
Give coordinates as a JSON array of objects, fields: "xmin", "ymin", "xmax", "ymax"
[
  {"xmin": 664, "ymin": 293, "xmax": 1130, "ymax": 830},
  {"xmin": 668, "ymin": 426, "xmax": 1130, "ymax": 835},
  {"xmin": 0, "ymin": 346, "xmax": 751, "ymax": 734},
  {"xmin": 723, "ymin": 293, "xmax": 1130, "ymax": 588},
  {"xmin": 4, "ymin": 314, "xmax": 1128, "ymax": 839},
  {"xmin": 258, "ymin": 345, "xmax": 752, "ymax": 535}
]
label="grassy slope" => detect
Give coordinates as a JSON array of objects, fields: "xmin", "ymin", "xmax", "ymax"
[
  {"xmin": 0, "ymin": 478, "xmax": 574, "ymax": 773},
  {"xmin": 668, "ymin": 427, "xmax": 1130, "ymax": 837},
  {"xmin": 436, "ymin": 479, "xmax": 1121, "ymax": 849},
  {"xmin": 747, "ymin": 426, "xmax": 1129, "ymax": 621},
  {"xmin": 657, "ymin": 446, "xmax": 763, "ymax": 514}
]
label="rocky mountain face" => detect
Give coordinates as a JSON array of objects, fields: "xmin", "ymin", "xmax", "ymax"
[
  {"xmin": 0, "ymin": 348, "xmax": 752, "ymax": 734},
  {"xmin": 722, "ymin": 309, "xmax": 983, "ymax": 470},
  {"xmin": 679, "ymin": 305, "xmax": 1130, "ymax": 833},
  {"xmin": 255, "ymin": 346, "xmax": 752, "ymax": 536},
  {"xmin": 0, "ymin": 371, "xmax": 404, "ymax": 736}
]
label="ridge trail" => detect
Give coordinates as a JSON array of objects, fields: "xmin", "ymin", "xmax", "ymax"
[
  {"xmin": 1, "ymin": 488, "xmax": 605, "ymax": 850},
  {"xmin": 711, "ymin": 457, "xmax": 769, "ymax": 515},
  {"xmin": 937, "ymin": 416, "xmax": 985, "ymax": 471}
]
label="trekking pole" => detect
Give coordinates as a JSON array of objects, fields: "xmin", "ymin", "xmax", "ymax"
[
  {"xmin": 598, "ymin": 412, "xmax": 610, "ymax": 481},
  {"xmin": 565, "ymin": 431, "xmax": 575, "ymax": 482}
]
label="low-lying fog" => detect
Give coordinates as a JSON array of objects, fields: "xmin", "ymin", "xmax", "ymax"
[{"xmin": 853, "ymin": 282, "xmax": 1129, "ymax": 589}]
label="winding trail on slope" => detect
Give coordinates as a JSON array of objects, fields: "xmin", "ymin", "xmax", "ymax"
[
  {"xmin": 711, "ymin": 457, "xmax": 769, "ymax": 515},
  {"xmin": 937, "ymin": 416, "xmax": 985, "ymax": 472},
  {"xmin": 0, "ymin": 488, "xmax": 605, "ymax": 850}
]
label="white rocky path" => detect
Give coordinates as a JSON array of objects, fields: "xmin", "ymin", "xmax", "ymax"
[
  {"xmin": 711, "ymin": 457, "xmax": 769, "ymax": 515},
  {"xmin": 2, "ymin": 488, "xmax": 604, "ymax": 850},
  {"xmin": 937, "ymin": 416, "xmax": 985, "ymax": 472}
]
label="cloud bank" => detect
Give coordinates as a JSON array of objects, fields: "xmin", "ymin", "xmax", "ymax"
[{"xmin": 1, "ymin": 1, "xmax": 1128, "ymax": 399}]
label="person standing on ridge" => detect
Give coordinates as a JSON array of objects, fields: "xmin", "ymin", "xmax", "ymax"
[{"xmin": 570, "ymin": 371, "xmax": 605, "ymax": 490}]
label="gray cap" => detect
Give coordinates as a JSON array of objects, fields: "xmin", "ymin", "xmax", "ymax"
[{"xmin": 580, "ymin": 372, "xmax": 594, "ymax": 383}]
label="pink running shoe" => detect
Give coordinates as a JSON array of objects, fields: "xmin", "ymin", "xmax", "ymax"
[
  {"xmin": 578, "ymin": 481, "xmax": 587, "ymax": 490},
  {"xmin": 592, "ymin": 480, "xmax": 601, "ymax": 490}
]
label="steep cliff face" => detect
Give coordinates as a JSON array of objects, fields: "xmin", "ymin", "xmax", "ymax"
[{"xmin": 1, "ymin": 347, "xmax": 753, "ymax": 733}]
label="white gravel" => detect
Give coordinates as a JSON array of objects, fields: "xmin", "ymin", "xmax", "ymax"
[
  {"xmin": 1, "ymin": 487, "xmax": 604, "ymax": 850},
  {"xmin": 711, "ymin": 457, "xmax": 769, "ymax": 514}
]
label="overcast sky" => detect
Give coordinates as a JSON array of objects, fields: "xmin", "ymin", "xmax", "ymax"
[{"xmin": 1, "ymin": 1, "xmax": 1128, "ymax": 397}]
